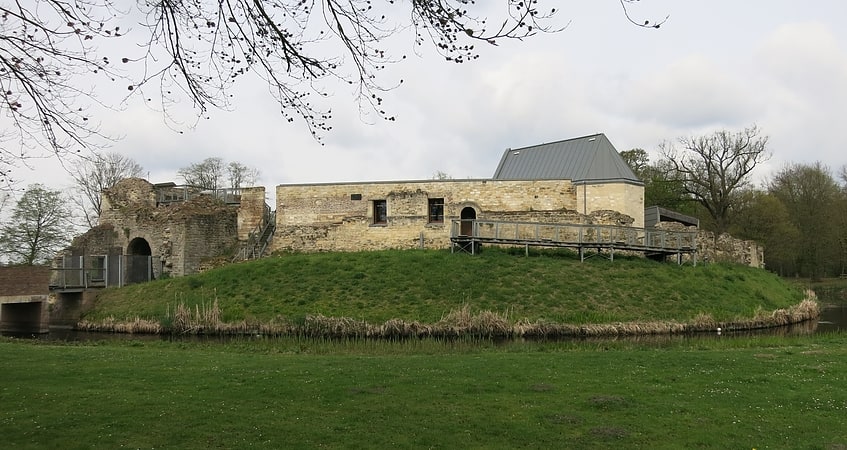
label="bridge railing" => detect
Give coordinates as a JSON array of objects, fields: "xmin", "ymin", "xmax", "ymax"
[
  {"xmin": 50, "ymin": 255, "xmax": 161, "ymax": 290},
  {"xmin": 450, "ymin": 220, "xmax": 697, "ymax": 252}
]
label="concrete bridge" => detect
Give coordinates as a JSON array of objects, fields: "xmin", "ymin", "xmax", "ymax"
[
  {"xmin": 0, "ymin": 266, "xmax": 51, "ymax": 334},
  {"xmin": 1, "ymin": 256, "xmax": 158, "ymax": 335}
]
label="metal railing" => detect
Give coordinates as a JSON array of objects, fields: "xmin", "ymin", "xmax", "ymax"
[
  {"xmin": 156, "ymin": 186, "xmax": 243, "ymax": 205},
  {"xmin": 450, "ymin": 219, "xmax": 697, "ymax": 254},
  {"xmin": 232, "ymin": 204, "xmax": 275, "ymax": 262},
  {"xmin": 50, "ymin": 255, "xmax": 160, "ymax": 290}
]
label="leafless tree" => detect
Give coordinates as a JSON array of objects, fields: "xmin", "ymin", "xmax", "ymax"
[
  {"xmin": 178, "ymin": 157, "xmax": 225, "ymax": 190},
  {"xmin": 1, "ymin": 1, "xmax": 667, "ymax": 183},
  {"xmin": 71, "ymin": 152, "xmax": 145, "ymax": 227},
  {"xmin": 660, "ymin": 125, "xmax": 770, "ymax": 235},
  {"xmin": 227, "ymin": 161, "xmax": 260, "ymax": 189},
  {"xmin": 179, "ymin": 157, "xmax": 260, "ymax": 190},
  {"xmin": 432, "ymin": 170, "xmax": 452, "ymax": 180}
]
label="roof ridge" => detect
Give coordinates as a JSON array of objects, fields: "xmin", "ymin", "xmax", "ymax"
[
  {"xmin": 508, "ymin": 133, "xmax": 605, "ymax": 152},
  {"xmin": 492, "ymin": 133, "xmax": 642, "ymax": 185}
]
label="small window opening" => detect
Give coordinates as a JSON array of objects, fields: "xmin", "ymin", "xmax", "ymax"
[
  {"xmin": 428, "ymin": 198, "xmax": 444, "ymax": 223},
  {"xmin": 373, "ymin": 200, "xmax": 387, "ymax": 224},
  {"xmin": 351, "ymin": 193, "xmax": 362, "ymax": 201}
]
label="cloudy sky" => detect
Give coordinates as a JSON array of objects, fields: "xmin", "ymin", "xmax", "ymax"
[{"xmin": 10, "ymin": 1, "xmax": 847, "ymax": 205}]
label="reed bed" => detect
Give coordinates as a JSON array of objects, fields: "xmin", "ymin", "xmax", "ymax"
[
  {"xmin": 76, "ymin": 295, "xmax": 821, "ymax": 339},
  {"xmin": 76, "ymin": 316, "xmax": 162, "ymax": 334}
]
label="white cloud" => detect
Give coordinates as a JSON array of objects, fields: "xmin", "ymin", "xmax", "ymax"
[
  {"xmin": 753, "ymin": 22, "xmax": 847, "ymax": 169},
  {"xmin": 8, "ymin": 1, "xmax": 847, "ymax": 205},
  {"xmin": 618, "ymin": 55, "xmax": 764, "ymax": 129}
]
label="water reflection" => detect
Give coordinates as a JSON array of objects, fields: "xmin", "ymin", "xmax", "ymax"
[{"xmin": 816, "ymin": 304, "xmax": 847, "ymax": 333}]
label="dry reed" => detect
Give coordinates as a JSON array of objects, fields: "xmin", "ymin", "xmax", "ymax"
[
  {"xmin": 76, "ymin": 295, "xmax": 821, "ymax": 339},
  {"xmin": 76, "ymin": 316, "xmax": 162, "ymax": 334}
]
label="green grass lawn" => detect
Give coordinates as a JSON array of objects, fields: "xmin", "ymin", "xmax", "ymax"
[
  {"xmin": 13, "ymin": 250, "xmax": 840, "ymax": 448},
  {"xmin": 87, "ymin": 248, "xmax": 804, "ymax": 326},
  {"xmin": 2, "ymin": 334, "xmax": 846, "ymax": 449}
]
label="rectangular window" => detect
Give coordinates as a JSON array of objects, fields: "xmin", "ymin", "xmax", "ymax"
[
  {"xmin": 373, "ymin": 199, "xmax": 387, "ymax": 224},
  {"xmin": 350, "ymin": 193, "xmax": 362, "ymax": 201},
  {"xmin": 88, "ymin": 255, "xmax": 106, "ymax": 283},
  {"xmin": 428, "ymin": 198, "xmax": 444, "ymax": 223}
]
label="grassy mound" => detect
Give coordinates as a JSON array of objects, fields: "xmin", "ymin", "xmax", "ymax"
[{"xmin": 85, "ymin": 248, "xmax": 805, "ymax": 327}]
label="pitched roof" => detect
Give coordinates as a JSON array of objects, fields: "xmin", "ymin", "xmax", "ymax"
[{"xmin": 491, "ymin": 133, "xmax": 642, "ymax": 185}]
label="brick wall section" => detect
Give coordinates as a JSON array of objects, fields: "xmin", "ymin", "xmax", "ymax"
[
  {"xmin": 274, "ymin": 179, "xmax": 642, "ymax": 252},
  {"xmin": 0, "ymin": 266, "xmax": 50, "ymax": 296}
]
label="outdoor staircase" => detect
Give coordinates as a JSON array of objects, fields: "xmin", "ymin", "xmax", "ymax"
[{"xmin": 232, "ymin": 208, "xmax": 276, "ymax": 262}]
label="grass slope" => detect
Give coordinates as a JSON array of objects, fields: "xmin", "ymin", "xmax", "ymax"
[{"xmin": 87, "ymin": 248, "xmax": 804, "ymax": 325}]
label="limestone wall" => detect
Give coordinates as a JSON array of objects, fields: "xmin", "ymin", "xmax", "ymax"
[
  {"xmin": 99, "ymin": 177, "xmax": 158, "ymax": 223},
  {"xmin": 237, "ymin": 187, "xmax": 268, "ymax": 241},
  {"xmin": 274, "ymin": 179, "xmax": 640, "ymax": 252},
  {"xmin": 654, "ymin": 221, "xmax": 764, "ymax": 267},
  {"xmin": 180, "ymin": 211, "xmax": 239, "ymax": 274},
  {"xmin": 697, "ymin": 230, "xmax": 765, "ymax": 268},
  {"xmin": 69, "ymin": 179, "xmax": 239, "ymax": 277},
  {"xmin": 576, "ymin": 182, "xmax": 644, "ymax": 228}
]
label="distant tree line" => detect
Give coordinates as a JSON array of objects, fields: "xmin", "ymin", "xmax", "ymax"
[{"xmin": 622, "ymin": 126, "xmax": 847, "ymax": 279}]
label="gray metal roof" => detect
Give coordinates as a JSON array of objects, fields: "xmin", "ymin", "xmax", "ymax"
[
  {"xmin": 491, "ymin": 133, "xmax": 642, "ymax": 184},
  {"xmin": 644, "ymin": 206, "xmax": 699, "ymax": 228}
]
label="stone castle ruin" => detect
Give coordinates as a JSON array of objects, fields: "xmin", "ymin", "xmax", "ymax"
[
  {"xmin": 56, "ymin": 133, "xmax": 764, "ymax": 284},
  {"xmin": 58, "ymin": 178, "xmax": 269, "ymax": 283}
]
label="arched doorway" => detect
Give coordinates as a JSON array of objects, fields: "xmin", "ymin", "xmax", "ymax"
[
  {"xmin": 126, "ymin": 237, "xmax": 153, "ymax": 284},
  {"xmin": 460, "ymin": 207, "xmax": 476, "ymax": 236},
  {"xmin": 127, "ymin": 237, "xmax": 152, "ymax": 256}
]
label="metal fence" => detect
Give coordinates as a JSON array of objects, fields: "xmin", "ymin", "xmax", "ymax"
[
  {"xmin": 50, "ymin": 255, "xmax": 161, "ymax": 290},
  {"xmin": 156, "ymin": 186, "xmax": 243, "ymax": 205}
]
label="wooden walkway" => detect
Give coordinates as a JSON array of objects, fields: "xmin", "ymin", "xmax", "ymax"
[{"xmin": 449, "ymin": 220, "xmax": 697, "ymax": 264}]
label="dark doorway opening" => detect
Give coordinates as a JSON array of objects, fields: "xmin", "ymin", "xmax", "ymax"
[
  {"xmin": 460, "ymin": 207, "xmax": 476, "ymax": 236},
  {"xmin": 128, "ymin": 238, "xmax": 152, "ymax": 256},
  {"xmin": 126, "ymin": 237, "xmax": 153, "ymax": 284}
]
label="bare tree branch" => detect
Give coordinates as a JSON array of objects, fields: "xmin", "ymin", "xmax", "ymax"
[
  {"xmin": 1, "ymin": 1, "xmax": 664, "ymax": 182},
  {"xmin": 619, "ymin": 0, "xmax": 668, "ymax": 29},
  {"xmin": 661, "ymin": 125, "xmax": 769, "ymax": 234},
  {"xmin": 70, "ymin": 151, "xmax": 145, "ymax": 227}
]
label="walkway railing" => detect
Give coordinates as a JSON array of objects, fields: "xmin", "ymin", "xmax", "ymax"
[
  {"xmin": 156, "ymin": 186, "xmax": 243, "ymax": 205},
  {"xmin": 450, "ymin": 219, "xmax": 697, "ymax": 263}
]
